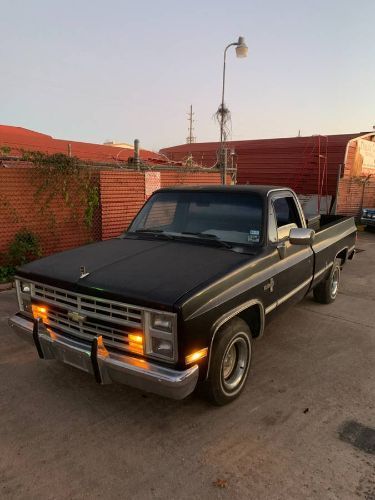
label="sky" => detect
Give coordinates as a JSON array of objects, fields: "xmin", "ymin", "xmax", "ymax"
[{"xmin": 1, "ymin": 0, "xmax": 374, "ymax": 151}]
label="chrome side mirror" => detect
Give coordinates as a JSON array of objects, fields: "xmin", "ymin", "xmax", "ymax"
[{"xmin": 289, "ymin": 227, "xmax": 315, "ymax": 245}]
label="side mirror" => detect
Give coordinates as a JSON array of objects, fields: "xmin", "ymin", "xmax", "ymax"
[{"xmin": 289, "ymin": 227, "xmax": 315, "ymax": 245}]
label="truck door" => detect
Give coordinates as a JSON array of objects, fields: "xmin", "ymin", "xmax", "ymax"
[{"xmin": 265, "ymin": 192, "xmax": 314, "ymax": 314}]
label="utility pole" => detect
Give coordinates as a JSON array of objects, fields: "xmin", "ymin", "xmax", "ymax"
[{"xmin": 186, "ymin": 105, "xmax": 196, "ymax": 144}]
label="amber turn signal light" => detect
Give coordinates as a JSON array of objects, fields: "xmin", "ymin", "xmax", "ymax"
[
  {"xmin": 128, "ymin": 333, "xmax": 144, "ymax": 354},
  {"xmin": 185, "ymin": 347, "xmax": 208, "ymax": 365},
  {"xmin": 31, "ymin": 304, "xmax": 48, "ymax": 321}
]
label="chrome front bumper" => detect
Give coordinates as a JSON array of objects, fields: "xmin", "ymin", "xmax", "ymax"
[{"xmin": 8, "ymin": 313, "xmax": 198, "ymax": 400}]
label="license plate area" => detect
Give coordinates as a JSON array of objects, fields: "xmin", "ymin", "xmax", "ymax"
[{"xmin": 59, "ymin": 346, "xmax": 93, "ymax": 373}]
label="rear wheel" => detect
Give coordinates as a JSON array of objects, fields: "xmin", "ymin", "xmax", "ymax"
[
  {"xmin": 204, "ymin": 317, "xmax": 252, "ymax": 406},
  {"xmin": 313, "ymin": 259, "xmax": 341, "ymax": 304}
]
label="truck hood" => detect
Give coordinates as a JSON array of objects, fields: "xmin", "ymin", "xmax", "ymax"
[{"xmin": 17, "ymin": 237, "xmax": 252, "ymax": 309}]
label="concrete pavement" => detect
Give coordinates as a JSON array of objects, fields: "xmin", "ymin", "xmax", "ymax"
[{"xmin": 0, "ymin": 232, "xmax": 374, "ymax": 499}]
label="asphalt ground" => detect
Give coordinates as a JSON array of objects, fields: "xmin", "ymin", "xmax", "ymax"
[{"xmin": 1, "ymin": 231, "xmax": 374, "ymax": 499}]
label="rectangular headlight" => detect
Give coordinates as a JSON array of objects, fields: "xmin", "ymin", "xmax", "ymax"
[
  {"xmin": 150, "ymin": 312, "xmax": 173, "ymax": 333},
  {"xmin": 151, "ymin": 338, "xmax": 173, "ymax": 358},
  {"xmin": 20, "ymin": 281, "xmax": 31, "ymax": 293},
  {"xmin": 144, "ymin": 311, "xmax": 177, "ymax": 362}
]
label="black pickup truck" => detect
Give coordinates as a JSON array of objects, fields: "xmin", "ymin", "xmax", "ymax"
[{"xmin": 9, "ymin": 186, "xmax": 356, "ymax": 405}]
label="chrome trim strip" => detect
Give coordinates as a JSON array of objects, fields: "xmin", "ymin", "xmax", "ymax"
[
  {"xmin": 313, "ymin": 261, "xmax": 333, "ymax": 280},
  {"xmin": 206, "ymin": 298, "xmax": 265, "ymax": 380},
  {"xmin": 15, "ymin": 279, "xmax": 23, "ymax": 311},
  {"xmin": 267, "ymin": 189, "xmax": 307, "ymax": 229},
  {"xmin": 265, "ymin": 277, "xmax": 312, "ymax": 314},
  {"xmin": 265, "ymin": 302, "xmax": 277, "ymax": 315}
]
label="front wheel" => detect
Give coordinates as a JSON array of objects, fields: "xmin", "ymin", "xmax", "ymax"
[
  {"xmin": 204, "ymin": 317, "xmax": 252, "ymax": 406},
  {"xmin": 313, "ymin": 259, "xmax": 341, "ymax": 304}
]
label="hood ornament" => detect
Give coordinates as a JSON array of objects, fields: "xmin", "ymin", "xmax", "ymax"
[{"xmin": 80, "ymin": 266, "xmax": 90, "ymax": 279}]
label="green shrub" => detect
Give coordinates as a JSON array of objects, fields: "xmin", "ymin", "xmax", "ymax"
[
  {"xmin": 8, "ymin": 230, "xmax": 42, "ymax": 267},
  {"xmin": 0, "ymin": 266, "xmax": 15, "ymax": 283}
]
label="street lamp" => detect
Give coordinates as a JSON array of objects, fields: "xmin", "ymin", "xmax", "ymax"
[{"xmin": 219, "ymin": 36, "xmax": 248, "ymax": 183}]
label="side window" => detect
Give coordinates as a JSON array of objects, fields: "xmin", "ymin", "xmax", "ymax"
[{"xmin": 274, "ymin": 197, "xmax": 302, "ymax": 228}]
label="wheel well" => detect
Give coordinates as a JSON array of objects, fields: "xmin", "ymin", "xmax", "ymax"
[
  {"xmin": 336, "ymin": 248, "xmax": 348, "ymax": 266},
  {"xmin": 238, "ymin": 304, "xmax": 263, "ymax": 338}
]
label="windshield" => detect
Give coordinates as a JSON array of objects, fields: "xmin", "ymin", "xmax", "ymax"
[{"xmin": 128, "ymin": 191, "xmax": 263, "ymax": 245}]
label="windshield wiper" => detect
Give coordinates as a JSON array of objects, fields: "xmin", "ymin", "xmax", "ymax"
[
  {"xmin": 134, "ymin": 229, "xmax": 164, "ymax": 233},
  {"xmin": 126, "ymin": 229, "xmax": 173, "ymax": 240},
  {"xmin": 180, "ymin": 232, "xmax": 232, "ymax": 248}
]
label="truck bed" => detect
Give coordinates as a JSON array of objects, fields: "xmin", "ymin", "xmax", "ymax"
[{"xmin": 305, "ymin": 214, "xmax": 355, "ymax": 232}]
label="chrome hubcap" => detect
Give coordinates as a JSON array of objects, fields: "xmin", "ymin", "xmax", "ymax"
[
  {"xmin": 331, "ymin": 268, "xmax": 339, "ymax": 297},
  {"xmin": 223, "ymin": 344, "xmax": 237, "ymax": 379},
  {"xmin": 221, "ymin": 336, "xmax": 249, "ymax": 392}
]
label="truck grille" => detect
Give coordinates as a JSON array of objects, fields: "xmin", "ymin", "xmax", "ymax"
[{"xmin": 31, "ymin": 282, "xmax": 143, "ymax": 354}]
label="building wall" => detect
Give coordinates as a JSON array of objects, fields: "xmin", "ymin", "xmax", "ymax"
[
  {"xmin": 161, "ymin": 134, "xmax": 363, "ymax": 197},
  {"xmin": 336, "ymin": 135, "xmax": 375, "ymax": 217},
  {"xmin": 100, "ymin": 171, "xmax": 146, "ymax": 240},
  {"xmin": 161, "ymin": 133, "xmax": 375, "ymax": 216},
  {"xmin": 99, "ymin": 170, "xmax": 223, "ymax": 240},
  {"xmin": 0, "ymin": 167, "xmax": 223, "ymax": 262},
  {"xmin": 0, "ymin": 167, "xmax": 97, "ymax": 262}
]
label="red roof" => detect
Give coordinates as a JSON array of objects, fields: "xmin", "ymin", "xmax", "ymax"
[{"xmin": 0, "ymin": 125, "xmax": 163, "ymax": 164}]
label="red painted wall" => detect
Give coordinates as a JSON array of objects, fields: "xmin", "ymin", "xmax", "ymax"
[
  {"xmin": 0, "ymin": 167, "xmax": 97, "ymax": 261},
  {"xmin": 100, "ymin": 171, "xmax": 146, "ymax": 240},
  {"xmin": 0, "ymin": 167, "xmax": 224, "ymax": 261},
  {"xmin": 99, "ymin": 170, "xmax": 223, "ymax": 239},
  {"xmin": 161, "ymin": 133, "xmax": 366, "ymax": 197}
]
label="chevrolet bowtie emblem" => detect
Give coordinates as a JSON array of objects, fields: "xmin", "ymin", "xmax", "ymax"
[{"xmin": 68, "ymin": 311, "xmax": 87, "ymax": 323}]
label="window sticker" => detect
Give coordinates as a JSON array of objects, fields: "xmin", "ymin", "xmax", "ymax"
[{"xmin": 248, "ymin": 229, "xmax": 260, "ymax": 243}]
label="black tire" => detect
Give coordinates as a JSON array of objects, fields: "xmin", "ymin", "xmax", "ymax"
[
  {"xmin": 204, "ymin": 317, "xmax": 252, "ymax": 406},
  {"xmin": 313, "ymin": 259, "xmax": 341, "ymax": 304}
]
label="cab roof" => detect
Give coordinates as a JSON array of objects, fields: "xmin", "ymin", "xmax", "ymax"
[{"xmin": 157, "ymin": 184, "xmax": 290, "ymax": 196}]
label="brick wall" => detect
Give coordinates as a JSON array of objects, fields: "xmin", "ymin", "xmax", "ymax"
[
  {"xmin": 336, "ymin": 177, "xmax": 375, "ymax": 217},
  {"xmin": 99, "ymin": 171, "xmax": 145, "ymax": 239},
  {"xmin": 0, "ymin": 167, "xmax": 97, "ymax": 261},
  {"xmin": 0, "ymin": 167, "xmax": 225, "ymax": 261},
  {"xmin": 99, "ymin": 170, "xmax": 223, "ymax": 239},
  {"xmin": 160, "ymin": 170, "xmax": 222, "ymax": 187},
  {"xmin": 336, "ymin": 137, "xmax": 375, "ymax": 217}
]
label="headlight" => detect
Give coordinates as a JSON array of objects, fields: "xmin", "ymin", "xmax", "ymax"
[
  {"xmin": 151, "ymin": 338, "xmax": 173, "ymax": 357},
  {"xmin": 21, "ymin": 281, "xmax": 31, "ymax": 293},
  {"xmin": 144, "ymin": 311, "xmax": 177, "ymax": 362},
  {"xmin": 16, "ymin": 279, "xmax": 32, "ymax": 313},
  {"xmin": 150, "ymin": 312, "xmax": 173, "ymax": 333}
]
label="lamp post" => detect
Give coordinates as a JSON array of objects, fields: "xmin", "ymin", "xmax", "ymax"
[{"xmin": 219, "ymin": 36, "xmax": 248, "ymax": 183}]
